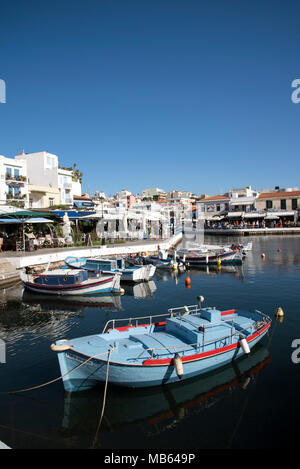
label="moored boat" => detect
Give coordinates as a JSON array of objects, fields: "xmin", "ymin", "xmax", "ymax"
[
  {"xmin": 128, "ymin": 250, "xmax": 185, "ymax": 271},
  {"xmin": 65, "ymin": 256, "xmax": 155, "ymax": 282},
  {"xmin": 51, "ymin": 297, "xmax": 271, "ymax": 392},
  {"xmin": 177, "ymin": 247, "xmax": 243, "ymax": 265},
  {"xmin": 21, "ymin": 269, "xmax": 123, "ymax": 295}
]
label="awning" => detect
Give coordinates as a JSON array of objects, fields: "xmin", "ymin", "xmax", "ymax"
[
  {"xmin": 243, "ymin": 213, "xmax": 265, "ymax": 218},
  {"xmin": 227, "ymin": 212, "xmax": 244, "ymax": 217},
  {"xmin": 0, "ymin": 217, "xmax": 52, "ymax": 224},
  {"xmin": 230, "ymin": 201, "xmax": 255, "ymax": 206},
  {"xmin": 265, "ymin": 211, "xmax": 295, "ymax": 217}
]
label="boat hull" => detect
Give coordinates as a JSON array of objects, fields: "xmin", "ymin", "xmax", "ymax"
[
  {"xmin": 179, "ymin": 250, "xmax": 242, "ymax": 265},
  {"xmin": 21, "ymin": 272, "xmax": 122, "ymax": 296},
  {"xmin": 57, "ymin": 323, "xmax": 270, "ymax": 392}
]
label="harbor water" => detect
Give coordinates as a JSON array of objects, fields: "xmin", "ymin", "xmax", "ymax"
[{"xmin": 0, "ymin": 235, "xmax": 299, "ymax": 449}]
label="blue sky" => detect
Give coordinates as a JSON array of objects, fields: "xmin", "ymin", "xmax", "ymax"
[{"xmin": 0, "ymin": 0, "xmax": 300, "ymax": 197}]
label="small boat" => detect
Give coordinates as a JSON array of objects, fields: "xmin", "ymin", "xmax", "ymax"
[
  {"xmin": 21, "ymin": 269, "xmax": 123, "ymax": 295},
  {"xmin": 177, "ymin": 247, "xmax": 243, "ymax": 265},
  {"xmin": 65, "ymin": 256, "xmax": 155, "ymax": 283},
  {"xmin": 129, "ymin": 250, "xmax": 185, "ymax": 271},
  {"xmin": 51, "ymin": 297, "xmax": 271, "ymax": 392}
]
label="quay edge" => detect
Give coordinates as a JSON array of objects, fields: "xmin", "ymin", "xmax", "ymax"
[
  {"xmin": 204, "ymin": 227, "xmax": 300, "ymax": 236},
  {"xmin": 2, "ymin": 232, "xmax": 182, "ymax": 272}
]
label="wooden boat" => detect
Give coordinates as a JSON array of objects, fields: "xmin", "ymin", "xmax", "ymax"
[
  {"xmin": 64, "ymin": 256, "xmax": 156, "ymax": 282},
  {"xmin": 51, "ymin": 297, "xmax": 271, "ymax": 392},
  {"xmin": 127, "ymin": 250, "xmax": 185, "ymax": 271},
  {"xmin": 177, "ymin": 246, "xmax": 243, "ymax": 265},
  {"xmin": 21, "ymin": 269, "xmax": 123, "ymax": 295}
]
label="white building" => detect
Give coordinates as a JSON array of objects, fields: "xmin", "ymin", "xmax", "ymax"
[
  {"xmin": 114, "ymin": 189, "xmax": 132, "ymax": 200},
  {"xmin": 0, "ymin": 155, "xmax": 28, "ymax": 207},
  {"xmin": 141, "ymin": 188, "xmax": 166, "ymax": 199},
  {"xmin": 227, "ymin": 186, "xmax": 259, "ymax": 214},
  {"xmin": 197, "ymin": 194, "xmax": 230, "ymax": 220},
  {"xmin": 15, "ymin": 150, "xmax": 82, "ymax": 208},
  {"xmin": 58, "ymin": 168, "xmax": 74, "ymax": 206}
]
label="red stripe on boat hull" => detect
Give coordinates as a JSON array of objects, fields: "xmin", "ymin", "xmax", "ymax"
[{"xmin": 142, "ymin": 323, "xmax": 270, "ymax": 366}]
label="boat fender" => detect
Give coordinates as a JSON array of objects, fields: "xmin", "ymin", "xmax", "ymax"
[
  {"xmin": 51, "ymin": 343, "xmax": 74, "ymax": 352},
  {"xmin": 274, "ymin": 307, "xmax": 284, "ymax": 318},
  {"xmin": 174, "ymin": 353, "xmax": 183, "ymax": 379},
  {"xmin": 239, "ymin": 337, "xmax": 250, "ymax": 354}
]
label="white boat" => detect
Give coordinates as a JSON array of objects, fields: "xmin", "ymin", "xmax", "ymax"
[
  {"xmin": 64, "ymin": 256, "xmax": 156, "ymax": 283},
  {"xmin": 177, "ymin": 246, "xmax": 243, "ymax": 265}
]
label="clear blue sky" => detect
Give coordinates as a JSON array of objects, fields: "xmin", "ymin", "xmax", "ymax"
[{"xmin": 0, "ymin": 0, "xmax": 300, "ymax": 197}]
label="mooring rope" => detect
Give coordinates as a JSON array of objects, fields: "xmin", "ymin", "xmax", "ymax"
[
  {"xmin": 91, "ymin": 348, "xmax": 112, "ymax": 448},
  {"xmin": 0, "ymin": 347, "xmax": 116, "ymax": 395}
]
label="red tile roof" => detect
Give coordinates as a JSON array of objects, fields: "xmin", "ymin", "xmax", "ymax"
[
  {"xmin": 258, "ymin": 191, "xmax": 300, "ymax": 199},
  {"xmin": 198, "ymin": 194, "xmax": 229, "ymax": 201}
]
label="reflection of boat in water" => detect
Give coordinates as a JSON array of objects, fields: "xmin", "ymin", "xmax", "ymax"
[
  {"xmin": 22, "ymin": 290, "xmax": 123, "ymax": 311},
  {"xmin": 122, "ymin": 281, "xmax": 157, "ymax": 299},
  {"xmin": 60, "ymin": 343, "xmax": 270, "ymax": 441},
  {"xmin": 188, "ymin": 264, "xmax": 245, "ymax": 281}
]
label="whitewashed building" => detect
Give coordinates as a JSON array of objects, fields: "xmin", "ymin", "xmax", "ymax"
[
  {"xmin": 0, "ymin": 154, "xmax": 28, "ymax": 207},
  {"xmin": 14, "ymin": 150, "xmax": 82, "ymax": 208},
  {"xmin": 141, "ymin": 188, "xmax": 166, "ymax": 199}
]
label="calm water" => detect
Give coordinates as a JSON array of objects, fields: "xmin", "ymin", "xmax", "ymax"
[{"xmin": 0, "ymin": 235, "xmax": 299, "ymax": 449}]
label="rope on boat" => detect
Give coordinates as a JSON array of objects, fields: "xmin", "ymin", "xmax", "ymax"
[
  {"xmin": 0, "ymin": 347, "xmax": 116, "ymax": 395},
  {"xmin": 91, "ymin": 348, "xmax": 112, "ymax": 448}
]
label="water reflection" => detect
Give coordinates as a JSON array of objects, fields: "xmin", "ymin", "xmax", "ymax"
[
  {"xmin": 155, "ymin": 265, "xmax": 245, "ymax": 282},
  {"xmin": 22, "ymin": 291, "xmax": 123, "ymax": 312},
  {"xmin": 59, "ymin": 343, "xmax": 270, "ymax": 448},
  {"xmin": 122, "ymin": 281, "xmax": 157, "ymax": 299}
]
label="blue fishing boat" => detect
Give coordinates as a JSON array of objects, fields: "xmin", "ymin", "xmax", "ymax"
[
  {"xmin": 127, "ymin": 250, "xmax": 185, "ymax": 271},
  {"xmin": 64, "ymin": 256, "xmax": 156, "ymax": 282},
  {"xmin": 21, "ymin": 269, "xmax": 122, "ymax": 296},
  {"xmin": 51, "ymin": 297, "xmax": 271, "ymax": 392}
]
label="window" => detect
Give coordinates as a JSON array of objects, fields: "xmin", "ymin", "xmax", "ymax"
[
  {"xmin": 266, "ymin": 200, "xmax": 273, "ymax": 209},
  {"xmin": 49, "ymin": 198, "xmax": 54, "ymax": 206},
  {"xmin": 292, "ymin": 199, "xmax": 298, "ymax": 210},
  {"xmin": 14, "ymin": 168, "xmax": 19, "ymax": 179},
  {"xmin": 6, "ymin": 167, "xmax": 12, "ymax": 178},
  {"xmin": 280, "ymin": 199, "xmax": 286, "ymax": 210}
]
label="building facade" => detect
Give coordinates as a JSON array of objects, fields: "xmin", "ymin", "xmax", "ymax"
[
  {"xmin": 0, "ymin": 155, "xmax": 28, "ymax": 207},
  {"xmin": 14, "ymin": 150, "xmax": 82, "ymax": 208},
  {"xmin": 256, "ymin": 189, "xmax": 300, "ymax": 212}
]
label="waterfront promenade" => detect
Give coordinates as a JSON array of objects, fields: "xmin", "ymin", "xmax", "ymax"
[
  {"xmin": 0, "ymin": 232, "xmax": 182, "ymax": 281},
  {"xmin": 204, "ymin": 227, "xmax": 300, "ymax": 236}
]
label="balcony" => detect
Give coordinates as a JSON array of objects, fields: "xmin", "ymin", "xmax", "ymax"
[
  {"xmin": 5, "ymin": 174, "xmax": 27, "ymax": 184},
  {"xmin": 6, "ymin": 193, "xmax": 27, "ymax": 201}
]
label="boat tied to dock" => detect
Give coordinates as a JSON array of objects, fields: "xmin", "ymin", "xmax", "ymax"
[{"xmin": 51, "ymin": 296, "xmax": 271, "ymax": 392}]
